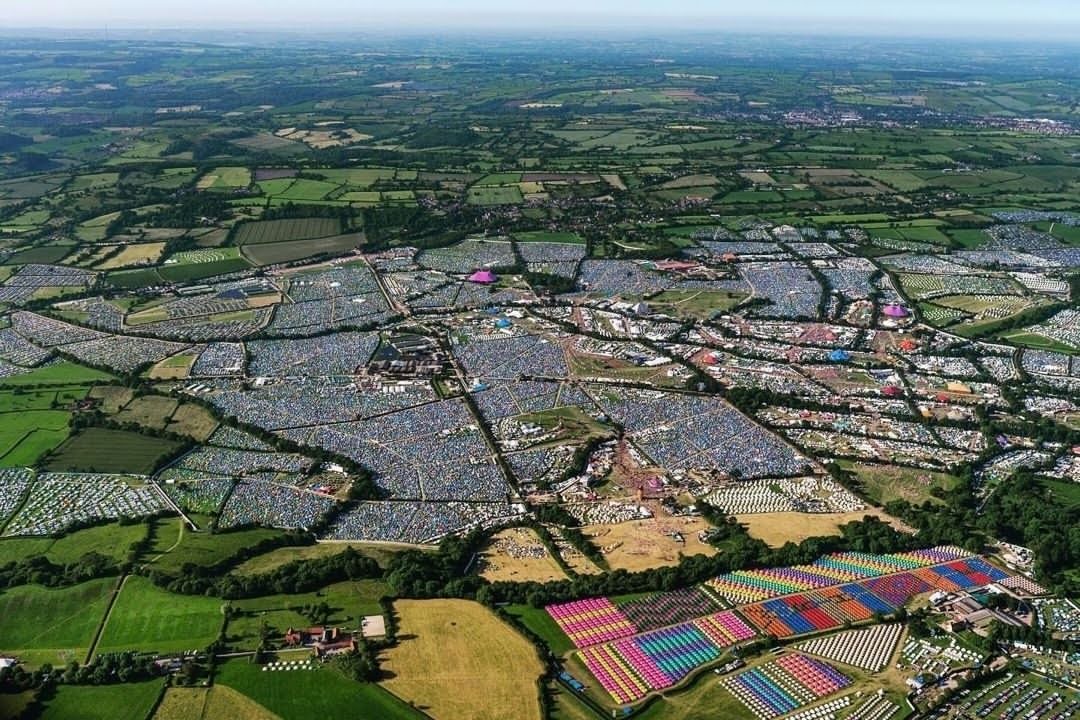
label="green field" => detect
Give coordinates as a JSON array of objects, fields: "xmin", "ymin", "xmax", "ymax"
[
  {"xmin": 148, "ymin": 522, "xmax": 289, "ymax": 575},
  {"xmin": 0, "ymin": 579, "xmax": 116, "ymax": 666},
  {"xmin": 95, "ymin": 576, "xmax": 224, "ymax": 655},
  {"xmin": 37, "ymin": 679, "xmax": 165, "ymax": 720},
  {"xmin": 513, "ymin": 230, "xmax": 585, "ymax": 244},
  {"xmin": 240, "ymin": 233, "xmax": 363, "ymax": 266},
  {"xmin": 0, "ymin": 363, "xmax": 113, "ymax": 387},
  {"xmin": 42, "ymin": 427, "xmax": 184, "ymax": 474},
  {"xmin": 504, "ymin": 604, "xmax": 574, "ymax": 656},
  {"xmin": 0, "ymin": 521, "xmax": 149, "ymax": 565},
  {"xmin": 234, "ymin": 217, "xmax": 341, "ymax": 245},
  {"xmin": 6, "ymin": 244, "xmax": 73, "ymax": 265},
  {"xmin": 215, "ymin": 658, "xmax": 423, "ymax": 720},
  {"xmin": 467, "ymin": 185, "xmax": 523, "ymax": 205}
]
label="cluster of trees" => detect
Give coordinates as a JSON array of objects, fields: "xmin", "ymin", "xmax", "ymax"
[
  {"xmin": 0, "ymin": 552, "xmax": 117, "ymax": 591},
  {"xmin": 0, "ymin": 652, "xmax": 159, "ymax": 695},
  {"xmin": 148, "ymin": 545, "xmax": 380, "ymax": 599}
]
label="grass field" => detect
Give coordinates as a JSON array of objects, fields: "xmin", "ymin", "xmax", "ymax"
[
  {"xmin": 0, "ymin": 579, "xmax": 115, "ymax": 666},
  {"xmin": 646, "ymin": 289, "xmax": 746, "ymax": 320},
  {"xmin": 513, "ymin": 230, "xmax": 585, "ymax": 244},
  {"xmin": 43, "ymin": 427, "xmax": 184, "ymax": 474},
  {"xmin": 96, "ymin": 242, "xmax": 167, "ymax": 269},
  {"xmin": 227, "ymin": 579, "xmax": 388, "ymax": 650},
  {"xmin": 114, "ymin": 395, "xmax": 180, "ymax": 429},
  {"xmin": 167, "ymin": 403, "xmax": 219, "ymax": 441},
  {"xmin": 0, "ymin": 521, "xmax": 149, "ymax": 566},
  {"xmin": 240, "ymin": 233, "xmax": 362, "ymax": 266},
  {"xmin": 735, "ymin": 509, "xmax": 909, "ymax": 547},
  {"xmin": 505, "ymin": 603, "xmax": 575, "ymax": 657},
  {"xmin": 38, "ymin": 679, "xmax": 165, "ymax": 720},
  {"xmin": 149, "ymin": 522, "xmax": 288, "ymax": 575},
  {"xmin": 839, "ymin": 461, "xmax": 963, "ymax": 505},
  {"xmin": 381, "ymin": 599, "xmax": 544, "ymax": 720},
  {"xmin": 466, "ymin": 185, "xmax": 523, "ymax": 205},
  {"xmin": 152, "ymin": 687, "xmax": 211, "ymax": 720},
  {"xmin": 202, "ymin": 685, "xmax": 279, "ymax": 720},
  {"xmin": 95, "ymin": 576, "xmax": 224, "ymax": 655},
  {"xmin": 0, "ymin": 362, "xmax": 113, "ymax": 387},
  {"xmin": 233, "ymin": 543, "xmax": 382, "ymax": 575},
  {"xmin": 584, "ymin": 517, "xmax": 716, "ymax": 572},
  {"xmin": 215, "ymin": 658, "xmax": 422, "ymax": 720},
  {"xmin": 234, "ymin": 217, "xmax": 341, "ymax": 245}
]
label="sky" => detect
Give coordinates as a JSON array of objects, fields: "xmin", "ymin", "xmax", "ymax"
[{"xmin": 2, "ymin": 0, "xmax": 1079, "ymax": 39}]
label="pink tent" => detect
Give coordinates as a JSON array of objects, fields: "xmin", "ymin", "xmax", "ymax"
[
  {"xmin": 468, "ymin": 269, "xmax": 498, "ymax": 284},
  {"xmin": 883, "ymin": 304, "xmax": 909, "ymax": 318}
]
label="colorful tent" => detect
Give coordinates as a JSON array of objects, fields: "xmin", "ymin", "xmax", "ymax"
[
  {"xmin": 883, "ymin": 304, "xmax": 909, "ymax": 318},
  {"xmin": 828, "ymin": 349, "xmax": 851, "ymax": 363},
  {"xmin": 468, "ymin": 269, "xmax": 498, "ymax": 284}
]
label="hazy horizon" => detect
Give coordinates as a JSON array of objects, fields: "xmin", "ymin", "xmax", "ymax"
[{"xmin": 2, "ymin": 0, "xmax": 1080, "ymax": 41}]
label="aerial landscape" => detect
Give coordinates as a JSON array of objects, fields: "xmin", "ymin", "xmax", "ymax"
[{"xmin": 0, "ymin": 2, "xmax": 1078, "ymax": 719}]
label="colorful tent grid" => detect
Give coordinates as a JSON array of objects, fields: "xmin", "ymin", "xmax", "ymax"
[
  {"xmin": 706, "ymin": 546, "xmax": 967, "ymax": 605},
  {"xmin": 619, "ymin": 586, "xmax": 724, "ymax": 633},
  {"xmin": 546, "ymin": 597, "xmax": 636, "ymax": 648},
  {"xmin": 723, "ymin": 654, "xmax": 852, "ymax": 720},
  {"xmin": 577, "ymin": 612, "xmax": 759, "ymax": 703}
]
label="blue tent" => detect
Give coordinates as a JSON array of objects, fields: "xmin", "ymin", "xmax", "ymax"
[
  {"xmin": 495, "ymin": 318, "xmax": 512, "ymax": 329},
  {"xmin": 829, "ymin": 349, "xmax": 851, "ymax": 362}
]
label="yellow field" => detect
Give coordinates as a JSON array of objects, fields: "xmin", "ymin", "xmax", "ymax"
[
  {"xmin": 96, "ymin": 242, "xmax": 167, "ymax": 270},
  {"xmin": 735, "ymin": 509, "xmax": 910, "ymax": 547},
  {"xmin": 202, "ymin": 685, "xmax": 279, "ymax": 720},
  {"xmin": 585, "ymin": 516, "xmax": 717, "ymax": 572},
  {"xmin": 88, "ymin": 385, "xmax": 135, "ymax": 413},
  {"xmin": 168, "ymin": 403, "xmax": 219, "ymax": 441},
  {"xmin": 153, "ymin": 688, "xmax": 209, "ymax": 720},
  {"xmin": 381, "ymin": 599, "xmax": 544, "ymax": 720},
  {"xmin": 148, "ymin": 351, "xmax": 198, "ymax": 380},
  {"xmin": 478, "ymin": 527, "xmax": 567, "ymax": 583}
]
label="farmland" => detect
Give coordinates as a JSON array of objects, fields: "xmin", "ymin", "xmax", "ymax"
[
  {"xmin": 381, "ymin": 599, "xmax": 545, "ymax": 720},
  {"xmin": 42, "ymin": 427, "xmax": 185, "ymax": 475},
  {"xmin": 95, "ymin": 576, "xmax": 225, "ymax": 655}
]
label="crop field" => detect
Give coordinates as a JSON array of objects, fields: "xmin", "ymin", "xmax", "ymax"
[
  {"xmin": 166, "ymin": 403, "xmax": 219, "ymax": 441},
  {"xmin": 198, "ymin": 166, "xmax": 252, "ymax": 190},
  {"xmin": 42, "ymin": 427, "xmax": 184, "ymax": 475},
  {"xmin": 5, "ymin": 244, "xmax": 73, "ymax": 264},
  {"xmin": 95, "ymin": 576, "xmax": 224, "ymax": 655},
  {"xmin": 95, "ymin": 242, "xmax": 167, "ymax": 269},
  {"xmin": 37, "ymin": 680, "xmax": 165, "ymax": 720},
  {"xmin": 234, "ymin": 217, "xmax": 341, "ymax": 245},
  {"xmin": 152, "ymin": 688, "xmax": 211, "ymax": 720},
  {"xmin": 114, "ymin": 395, "xmax": 180, "ymax": 429},
  {"xmin": 0, "ymin": 578, "xmax": 116, "ymax": 666},
  {"xmin": 381, "ymin": 599, "xmax": 545, "ymax": 720},
  {"xmin": 240, "ymin": 233, "xmax": 363, "ymax": 266},
  {"xmin": 158, "ymin": 256, "xmax": 252, "ymax": 282},
  {"xmin": 467, "ymin": 185, "xmax": 524, "ymax": 205},
  {"xmin": 215, "ymin": 659, "xmax": 422, "ymax": 720}
]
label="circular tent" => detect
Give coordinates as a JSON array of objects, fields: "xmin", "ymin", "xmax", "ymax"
[{"xmin": 883, "ymin": 304, "xmax": 909, "ymax": 318}]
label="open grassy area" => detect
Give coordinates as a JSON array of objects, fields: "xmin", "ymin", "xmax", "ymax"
[
  {"xmin": 234, "ymin": 217, "xmax": 340, "ymax": 245},
  {"xmin": 226, "ymin": 578, "xmax": 388, "ymax": 650},
  {"xmin": 839, "ymin": 461, "xmax": 964, "ymax": 506},
  {"xmin": 240, "ymin": 233, "xmax": 362, "ymax": 266},
  {"xmin": 38, "ymin": 679, "xmax": 165, "ymax": 720},
  {"xmin": 95, "ymin": 576, "xmax": 225, "ymax": 655},
  {"xmin": 0, "ymin": 578, "xmax": 116, "ymax": 667},
  {"xmin": 382, "ymin": 599, "xmax": 544, "ymax": 720},
  {"xmin": 42, "ymin": 427, "xmax": 184, "ymax": 475},
  {"xmin": 735, "ymin": 509, "xmax": 909, "ymax": 547},
  {"xmin": 215, "ymin": 658, "xmax": 422, "ymax": 720},
  {"xmin": 479, "ymin": 527, "xmax": 568, "ymax": 584},
  {"xmin": 0, "ymin": 362, "xmax": 113, "ymax": 387},
  {"xmin": 505, "ymin": 603, "xmax": 575, "ymax": 656},
  {"xmin": 646, "ymin": 289, "xmax": 746, "ymax": 320},
  {"xmin": 0, "ymin": 521, "xmax": 149, "ymax": 565},
  {"xmin": 149, "ymin": 523, "xmax": 289, "ymax": 574},
  {"xmin": 233, "ymin": 542, "xmax": 388, "ymax": 575}
]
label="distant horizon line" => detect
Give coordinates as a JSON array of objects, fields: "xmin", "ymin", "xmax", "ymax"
[{"xmin": 1, "ymin": 23, "xmax": 1080, "ymax": 45}]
